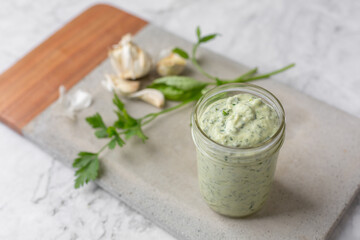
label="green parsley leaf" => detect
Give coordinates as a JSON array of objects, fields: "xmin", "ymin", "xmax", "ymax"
[
  {"xmin": 73, "ymin": 152, "xmax": 97, "ymax": 168},
  {"xmin": 116, "ymin": 136, "xmax": 126, "ymax": 146},
  {"xmin": 107, "ymin": 126, "xmax": 125, "ymax": 147},
  {"xmin": 124, "ymin": 125, "xmax": 148, "ymax": 142},
  {"xmin": 106, "ymin": 126, "xmax": 118, "ymax": 137},
  {"xmin": 112, "ymin": 93, "xmax": 138, "ymax": 129},
  {"xmin": 108, "ymin": 138, "xmax": 117, "ymax": 149},
  {"xmin": 172, "ymin": 48, "xmax": 189, "ymax": 59},
  {"xmin": 86, "ymin": 113, "xmax": 109, "ymax": 139},
  {"xmin": 73, "ymin": 152, "xmax": 99, "ymax": 189},
  {"xmin": 86, "ymin": 113, "xmax": 106, "ymax": 129},
  {"xmin": 114, "ymin": 117, "xmax": 125, "ymax": 129},
  {"xmin": 113, "ymin": 93, "xmax": 125, "ymax": 111},
  {"xmin": 94, "ymin": 129, "xmax": 108, "ymax": 138}
]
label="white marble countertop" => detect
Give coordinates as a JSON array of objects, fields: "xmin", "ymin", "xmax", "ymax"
[{"xmin": 0, "ymin": 0, "xmax": 359, "ymax": 239}]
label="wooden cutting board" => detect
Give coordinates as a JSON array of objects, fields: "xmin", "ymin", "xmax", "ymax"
[
  {"xmin": 0, "ymin": 4, "xmax": 147, "ymax": 132},
  {"xmin": 1, "ymin": 4, "xmax": 360, "ymax": 240}
]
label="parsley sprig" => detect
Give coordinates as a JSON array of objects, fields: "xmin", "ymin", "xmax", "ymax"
[
  {"xmin": 73, "ymin": 26, "xmax": 295, "ymax": 188},
  {"xmin": 172, "ymin": 26, "xmax": 295, "ymax": 85},
  {"xmin": 73, "ymin": 93, "xmax": 190, "ymax": 188}
]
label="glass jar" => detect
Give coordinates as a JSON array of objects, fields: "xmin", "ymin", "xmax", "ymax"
[{"xmin": 191, "ymin": 83, "xmax": 285, "ymax": 217}]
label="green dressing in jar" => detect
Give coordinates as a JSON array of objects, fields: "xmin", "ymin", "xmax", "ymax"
[{"xmin": 191, "ymin": 83, "xmax": 285, "ymax": 217}]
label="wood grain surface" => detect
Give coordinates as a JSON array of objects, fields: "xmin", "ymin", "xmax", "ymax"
[{"xmin": 0, "ymin": 4, "xmax": 147, "ymax": 133}]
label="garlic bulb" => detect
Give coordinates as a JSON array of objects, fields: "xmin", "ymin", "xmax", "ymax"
[
  {"xmin": 156, "ymin": 52, "xmax": 186, "ymax": 76},
  {"xmin": 129, "ymin": 89, "xmax": 165, "ymax": 108},
  {"xmin": 109, "ymin": 34, "xmax": 152, "ymax": 80},
  {"xmin": 101, "ymin": 74, "xmax": 140, "ymax": 95}
]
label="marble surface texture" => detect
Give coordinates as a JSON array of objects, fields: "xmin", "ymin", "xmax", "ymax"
[{"xmin": 0, "ymin": 0, "xmax": 359, "ymax": 239}]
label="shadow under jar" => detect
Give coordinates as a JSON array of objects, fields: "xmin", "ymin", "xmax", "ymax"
[{"xmin": 191, "ymin": 83, "xmax": 285, "ymax": 217}]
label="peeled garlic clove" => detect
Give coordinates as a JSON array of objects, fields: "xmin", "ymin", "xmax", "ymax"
[
  {"xmin": 109, "ymin": 34, "xmax": 152, "ymax": 80},
  {"xmin": 156, "ymin": 53, "xmax": 186, "ymax": 76},
  {"xmin": 102, "ymin": 74, "xmax": 140, "ymax": 95},
  {"xmin": 130, "ymin": 89, "xmax": 165, "ymax": 108}
]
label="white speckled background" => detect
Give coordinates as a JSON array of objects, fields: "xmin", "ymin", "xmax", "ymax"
[{"xmin": 0, "ymin": 0, "xmax": 359, "ymax": 239}]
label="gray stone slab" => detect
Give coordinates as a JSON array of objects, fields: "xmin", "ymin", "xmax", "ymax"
[{"xmin": 23, "ymin": 25, "xmax": 360, "ymax": 240}]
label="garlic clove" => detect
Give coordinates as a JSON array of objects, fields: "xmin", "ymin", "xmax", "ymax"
[
  {"xmin": 69, "ymin": 90, "xmax": 92, "ymax": 112},
  {"xmin": 57, "ymin": 85, "xmax": 92, "ymax": 120},
  {"xmin": 156, "ymin": 52, "xmax": 186, "ymax": 76},
  {"xmin": 102, "ymin": 74, "xmax": 140, "ymax": 95},
  {"xmin": 101, "ymin": 75, "xmax": 114, "ymax": 92},
  {"xmin": 109, "ymin": 34, "xmax": 152, "ymax": 80},
  {"xmin": 129, "ymin": 89, "xmax": 165, "ymax": 109}
]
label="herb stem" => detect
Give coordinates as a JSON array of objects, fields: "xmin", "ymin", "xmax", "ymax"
[
  {"xmin": 241, "ymin": 63, "xmax": 295, "ymax": 82},
  {"xmin": 230, "ymin": 67, "xmax": 258, "ymax": 82},
  {"xmin": 191, "ymin": 43, "xmax": 218, "ymax": 81},
  {"xmin": 97, "ymin": 142, "xmax": 110, "ymax": 155},
  {"xmin": 191, "ymin": 43, "xmax": 294, "ymax": 85},
  {"xmin": 140, "ymin": 101, "xmax": 191, "ymax": 126}
]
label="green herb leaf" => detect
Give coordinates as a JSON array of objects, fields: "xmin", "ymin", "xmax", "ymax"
[
  {"xmin": 116, "ymin": 137, "xmax": 126, "ymax": 146},
  {"xmin": 118, "ymin": 110, "xmax": 137, "ymax": 129},
  {"xmin": 124, "ymin": 125, "xmax": 148, "ymax": 142},
  {"xmin": 113, "ymin": 93, "xmax": 125, "ymax": 111},
  {"xmin": 94, "ymin": 129, "xmax": 108, "ymax": 138},
  {"xmin": 107, "ymin": 126, "xmax": 125, "ymax": 147},
  {"xmin": 73, "ymin": 152, "xmax": 99, "ymax": 189},
  {"xmin": 113, "ymin": 93, "xmax": 138, "ymax": 129},
  {"xmin": 86, "ymin": 113, "xmax": 109, "ymax": 139},
  {"xmin": 114, "ymin": 119, "xmax": 125, "ymax": 129},
  {"xmin": 108, "ymin": 138, "xmax": 117, "ymax": 149},
  {"xmin": 150, "ymin": 76, "xmax": 207, "ymax": 91},
  {"xmin": 172, "ymin": 48, "xmax": 189, "ymax": 59},
  {"xmin": 199, "ymin": 33, "xmax": 219, "ymax": 43},
  {"xmin": 73, "ymin": 152, "xmax": 97, "ymax": 168},
  {"xmin": 106, "ymin": 126, "xmax": 118, "ymax": 137},
  {"xmin": 148, "ymin": 84, "xmax": 185, "ymax": 101},
  {"xmin": 196, "ymin": 26, "xmax": 201, "ymax": 40},
  {"xmin": 149, "ymin": 84, "xmax": 205, "ymax": 101},
  {"xmin": 86, "ymin": 113, "xmax": 106, "ymax": 129},
  {"xmin": 148, "ymin": 76, "xmax": 207, "ymax": 101}
]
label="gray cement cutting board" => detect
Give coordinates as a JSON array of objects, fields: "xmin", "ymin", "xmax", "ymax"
[{"xmin": 23, "ymin": 24, "xmax": 360, "ymax": 240}]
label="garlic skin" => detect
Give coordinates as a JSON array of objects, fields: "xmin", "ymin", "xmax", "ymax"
[
  {"xmin": 109, "ymin": 34, "xmax": 152, "ymax": 80},
  {"xmin": 129, "ymin": 89, "xmax": 165, "ymax": 108},
  {"xmin": 156, "ymin": 53, "xmax": 186, "ymax": 76},
  {"xmin": 58, "ymin": 85, "xmax": 92, "ymax": 119},
  {"xmin": 101, "ymin": 74, "xmax": 140, "ymax": 95}
]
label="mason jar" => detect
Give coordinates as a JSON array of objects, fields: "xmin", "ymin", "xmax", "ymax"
[{"xmin": 191, "ymin": 83, "xmax": 285, "ymax": 217}]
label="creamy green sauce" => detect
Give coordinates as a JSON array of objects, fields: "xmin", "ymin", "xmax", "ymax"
[
  {"xmin": 196, "ymin": 93, "xmax": 280, "ymax": 217},
  {"xmin": 199, "ymin": 93, "xmax": 279, "ymax": 148}
]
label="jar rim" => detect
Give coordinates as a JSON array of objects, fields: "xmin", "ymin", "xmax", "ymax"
[{"xmin": 192, "ymin": 83, "xmax": 285, "ymax": 154}]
